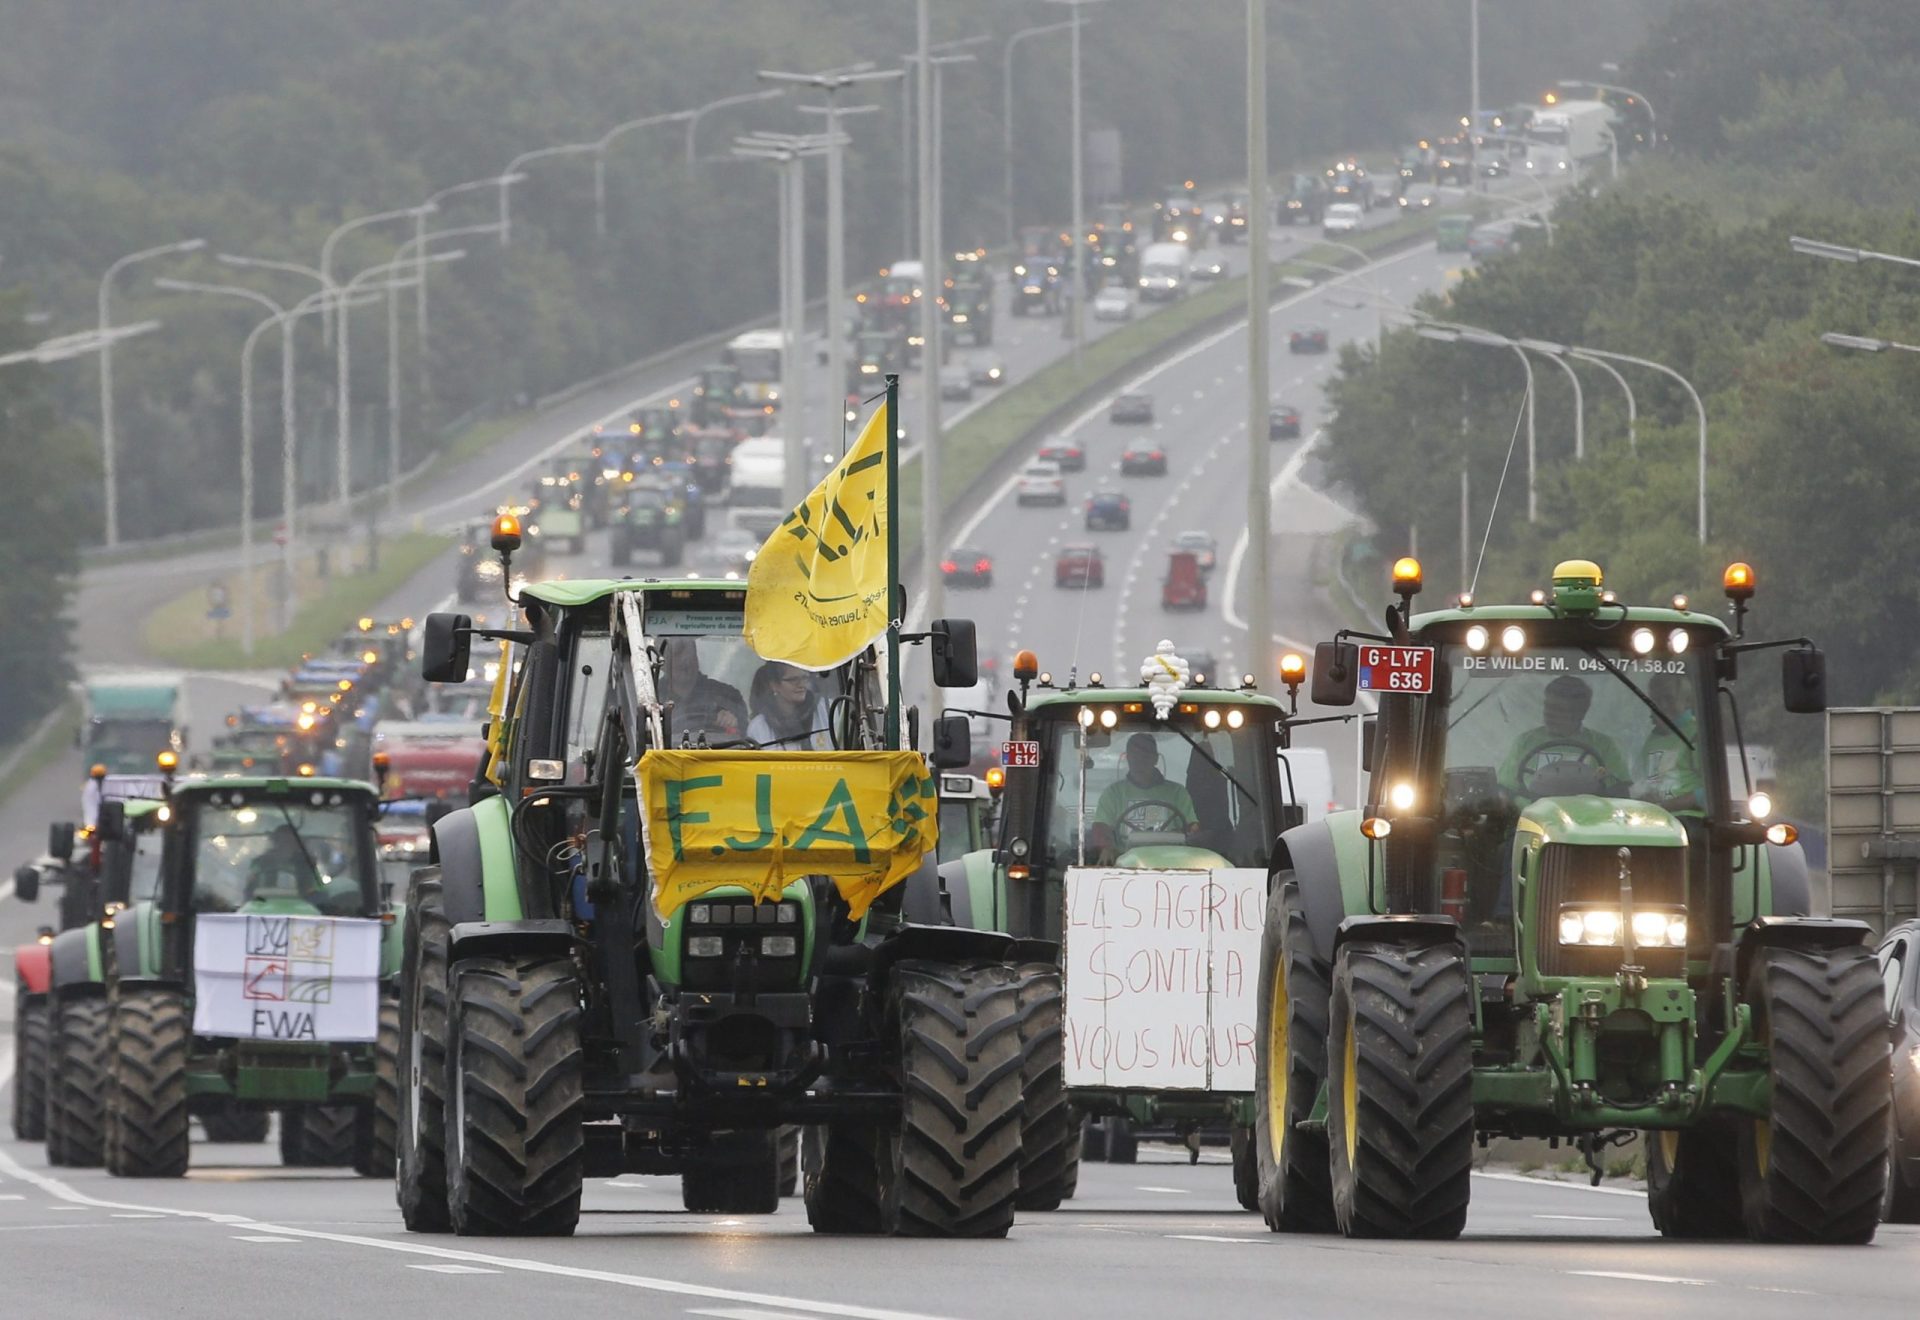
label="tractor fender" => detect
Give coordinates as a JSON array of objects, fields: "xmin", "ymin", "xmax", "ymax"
[
  {"xmin": 49, "ymin": 926, "xmax": 102, "ymax": 994},
  {"xmin": 873, "ymin": 924, "xmax": 1017, "ymax": 984},
  {"xmin": 1735, "ymin": 915, "xmax": 1871, "ymax": 988},
  {"xmin": 14, "ymin": 942, "xmax": 52, "ymax": 996},
  {"xmin": 447, "ymin": 919, "xmax": 578, "ymax": 965},
  {"xmin": 1760, "ymin": 840, "xmax": 1811, "ymax": 917},
  {"xmin": 1332, "ymin": 913, "xmax": 1464, "ymax": 958},
  {"xmin": 1270, "ymin": 818, "xmax": 1348, "ymax": 967},
  {"xmin": 431, "ymin": 795, "xmax": 521, "ymax": 926},
  {"xmin": 906, "ymin": 856, "xmax": 953, "ymax": 926}
]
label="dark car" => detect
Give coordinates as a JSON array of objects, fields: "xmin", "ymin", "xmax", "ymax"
[
  {"xmin": 1174, "ymin": 530, "xmax": 1218, "ymax": 574},
  {"xmin": 1120, "ymin": 442, "xmax": 1167, "ymax": 476},
  {"xmin": 1184, "ymin": 650, "xmax": 1222, "ymax": 687},
  {"xmin": 971, "ymin": 359, "xmax": 1008, "ymax": 387},
  {"xmin": 1288, "ymin": 326, "xmax": 1329, "ymax": 354},
  {"xmin": 941, "ymin": 546, "xmax": 994, "ymax": 589},
  {"xmin": 1269, "ymin": 404, "xmax": 1302, "ymax": 440},
  {"xmin": 1467, "ymin": 222, "xmax": 1517, "ymax": 261},
  {"xmin": 1880, "ymin": 920, "xmax": 1920, "ymax": 1222},
  {"xmin": 1055, "ymin": 543, "xmax": 1105, "ymax": 589},
  {"xmin": 1084, "ymin": 489, "xmax": 1131, "ymax": 531},
  {"xmin": 1109, "ymin": 392, "xmax": 1155, "ymax": 425},
  {"xmin": 1037, "ymin": 439, "xmax": 1086, "ymax": 473}
]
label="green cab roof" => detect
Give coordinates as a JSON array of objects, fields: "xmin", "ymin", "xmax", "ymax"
[
  {"xmin": 1409, "ymin": 603, "xmax": 1730, "ymax": 639},
  {"xmin": 519, "ymin": 578, "xmax": 748, "ymax": 609},
  {"xmin": 1026, "ymin": 683, "xmax": 1287, "ymax": 711},
  {"xmin": 171, "ymin": 774, "xmax": 378, "ymax": 800}
]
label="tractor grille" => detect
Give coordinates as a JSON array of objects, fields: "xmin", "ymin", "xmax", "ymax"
[{"xmin": 1535, "ymin": 843, "xmax": 1685, "ymax": 979}]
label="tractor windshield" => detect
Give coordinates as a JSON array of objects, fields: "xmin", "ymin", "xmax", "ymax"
[
  {"xmin": 1034, "ymin": 707, "xmax": 1278, "ymax": 876},
  {"xmin": 126, "ymin": 823, "xmax": 164, "ymax": 903},
  {"xmin": 186, "ymin": 797, "xmax": 373, "ymax": 917}
]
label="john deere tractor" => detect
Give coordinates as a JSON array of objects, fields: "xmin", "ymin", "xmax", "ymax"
[
  {"xmin": 1254, "ymin": 557, "xmax": 1885, "ymax": 1243},
  {"xmin": 57, "ymin": 774, "xmax": 403, "ymax": 1178},
  {"xmin": 396, "ymin": 526, "xmax": 1034, "ymax": 1238},
  {"xmin": 939, "ymin": 644, "xmax": 1330, "ymax": 1211}
]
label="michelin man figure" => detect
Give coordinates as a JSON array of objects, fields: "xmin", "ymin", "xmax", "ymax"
[{"xmin": 1141, "ymin": 640, "xmax": 1189, "ymax": 720}]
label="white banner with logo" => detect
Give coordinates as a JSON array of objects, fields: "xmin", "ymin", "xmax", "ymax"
[{"xmin": 192, "ymin": 914, "xmax": 382, "ymax": 1042}]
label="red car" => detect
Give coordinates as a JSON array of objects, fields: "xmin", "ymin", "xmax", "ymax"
[
  {"xmin": 941, "ymin": 546, "xmax": 994, "ymax": 589},
  {"xmin": 1055, "ymin": 543, "xmax": 1106, "ymax": 589},
  {"xmin": 1161, "ymin": 550, "xmax": 1207, "ymax": 611},
  {"xmin": 1037, "ymin": 439, "xmax": 1087, "ymax": 472},
  {"xmin": 1289, "ymin": 326, "xmax": 1329, "ymax": 354}
]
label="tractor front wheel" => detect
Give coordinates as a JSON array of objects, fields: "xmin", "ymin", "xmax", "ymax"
[
  {"xmin": 804, "ymin": 1121, "xmax": 895, "ymax": 1234},
  {"xmin": 281, "ymin": 1105, "xmax": 359, "ymax": 1167},
  {"xmin": 398, "ymin": 868, "xmax": 453, "ymax": 1232},
  {"xmin": 1326, "ymin": 941, "xmax": 1473, "ymax": 1239},
  {"xmin": 46, "ymin": 997, "xmax": 109, "ymax": 1166},
  {"xmin": 354, "ymin": 996, "xmax": 401, "ymax": 1178},
  {"xmin": 11, "ymin": 996, "xmax": 47, "ymax": 1142},
  {"xmin": 1014, "ymin": 965, "xmax": 1079, "ymax": 1211},
  {"xmin": 104, "ymin": 988, "xmax": 192, "ymax": 1178},
  {"xmin": 1737, "ymin": 944, "xmax": 1888, "ymax": 1243},
  {"xmin": 446, "ymin": 956, "xmax": 584, "ymax": 1237},
  {"xmin": 1254, "ymin": 877, "xmax": 1337, "ymax": 1233}
]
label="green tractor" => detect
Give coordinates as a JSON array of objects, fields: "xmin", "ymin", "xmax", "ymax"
[
  {"xmin": 1255, "ymin": 557, "xmax": 1885, "ymax": 1242},
  {"xmin": 938, "ymin": 644, "xmax": 1328, "ymax": 1210},
  {"xmin": 60, "ymin": 775, "xmax": 404, "ymax": 1177},
  {"xmin": 608, "ymin": 476, "xmax": 687, "ymax": 569},
  {"xmin": 396, "ymin": 548, "xmax": 1040, "ymax": 1238}
]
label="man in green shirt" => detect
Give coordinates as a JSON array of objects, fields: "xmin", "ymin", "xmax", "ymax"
[
  {"xmin": 1498, "ymin": 674, "xmax": 1630, "ymax": 801},
  {"xmin": 1089, "ymin": 733, "xmax": 1199, "ymax": 863},
  {"xmin": 1634, "ymin": 672, "xmax": 1704, "ymax": 815}
]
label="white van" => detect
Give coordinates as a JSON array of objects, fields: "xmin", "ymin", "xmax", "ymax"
[
  {"xmin": 1137, "ymin": 241, "xmax": 1191, "ymax": 302},
  {"xmin": 1279, "ymin": 746, "xmax": 1339, "ymax": 821},
  {"xmin": 727, "ymin": 436, "xmax": 788, "ymax": 537}
]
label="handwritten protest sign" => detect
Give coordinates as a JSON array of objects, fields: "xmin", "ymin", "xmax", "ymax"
[
  {"xmin": 192, "ymin": 914, "xmax": 382, "ymax": 1042},
  {"xmin": 1061, "ymin": 867, "xmax": 1264, "ymax": 1092}
]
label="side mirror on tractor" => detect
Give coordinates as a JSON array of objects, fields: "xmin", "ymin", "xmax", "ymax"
[
  {"xmin": 13, "ymin": 864, "xmax": 39, "ymax": 904},
  {"xmin": 929, "ymin": 714, "xmax": 973, "ymax": 770},
  {"xmin": 95, "ymin": 802, "xmax": 125, "ymax": 845},
  {"xmin": 48, "ymin": 821, "xmax": 75, "ymax": 862},
  {"xmin": 1783, "ymin": 647, "xmax": 1827, "ymax": 714},
  {"xmin": 930, "ymin": 617, "xmax": 979, "ymax": 689},
  {"xmin": 1311, "ymin": 640, "xmax": 1359, "ymax": 707},
  {"xmin": 421, "ymin": 613, "xmax": 474, "ymax": 685}
]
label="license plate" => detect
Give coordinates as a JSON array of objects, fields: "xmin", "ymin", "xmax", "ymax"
[{"xmin": 1357, "ymin": 645, "xmax": 1435, "ymax": 694}]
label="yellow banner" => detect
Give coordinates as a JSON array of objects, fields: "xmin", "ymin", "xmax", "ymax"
[
  {"xmin": 637, "ymin": 749, "xmax": 938, "ymax": 922},
  {"xmin": 741, "ymin": 404, "xmax": 891, "ymax": 671}
]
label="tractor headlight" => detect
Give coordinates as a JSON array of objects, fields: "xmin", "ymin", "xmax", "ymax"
[
  {"xmin": 687, "ymin": 936, "xmax": 725, "ymax": 958},
  {"xmin": 1556, "ymin": 904, "xmax": 1686, "ymax": 948},
  {"xmin": 1100, "ymin": 708, "xmax": 1118, "ymax": 729},
  {"xmin": 1226, "ymin": 709, "xmax": 1244, "ymax": 729},
  {"xmin": 762, "ymin": 936, "xmax": 797, "ymax": 957},
  {"xmin": 1388, "ymin": 781, "xmax": 1416, "ymax": 812},
  {"xmin": 1500, "ymin": 625, "xmax": 1526, "ymax": 653},
  {"xmin": 1631, "ymin": 628, "xmax": 1657, "ymax": 655},
  {"xmin": 1747, "ymin": 792, "xmax": 1773, "ymax": 821},
  {"xmin": 1203, "ymin": 709, "xmax": 1222, "ymax": 729},
  {"xmin": 1465, "ymin": 625, "xmax": 1489, "ymax": 652}
]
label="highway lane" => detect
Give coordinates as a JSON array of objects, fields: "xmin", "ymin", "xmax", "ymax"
[{"xmin": 2, "ymin": 1125, "xmax": 1916, "ymax": 1320}]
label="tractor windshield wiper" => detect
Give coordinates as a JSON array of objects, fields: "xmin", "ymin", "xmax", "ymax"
[
  {"xmin": 1579, "ymin": 647, "xmax": 1693, "ymax": 750},
  {"xmin": 1166, "ymin": 722, "xmax": 1260, "ymax": 809},
  {"xmin": 269, "ymin": 802, "xmax": 330, "ymax": 890}
]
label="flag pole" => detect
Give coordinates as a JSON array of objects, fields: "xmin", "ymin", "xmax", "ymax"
[{"xmin": 885, "ymin": 372, "xmax": 902, "ymax": 748}]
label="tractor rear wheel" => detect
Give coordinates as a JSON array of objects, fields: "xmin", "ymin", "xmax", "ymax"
[
  {"xmin": 281, "ymin": 1105, "xmax": 359, "ymax": 1167},
  {"xmin": 1326, "ymin": 941, "xmax": 1473, "ymax": 1239},
  {"xmin": 46, "ymin": 997, "xmax": 108, "ymax": 1166},
  {"xmin": 1646, "ymin": 1125, "xmax": 1742, "ymax": 1237},
  {"xmin": 398, "ymin": 868, "xmax": 453, "ymax": 1232},
  {"xmin": 446, "ymin": 956, "xmax": 584, "ymax": 1237},
  {"xmin": 354, "ymin": 996, "xmax": 401, "ymax": 1178},
  {"xmin": 11, "ymin": 997, "xmax": 47, "ymax": 1142},
  {"xmin": 199, "ymin": 1105, "xmax": 271, "ymax": 1144},
  {"xmin": 1737, "ymin": 944, "xmax": 1888, "ymax": 1243},
  {"xmin": 1254, "ymin": 877, "xmax": 1337, "ymax": 1233},
  {"xmin": 804, "ymin": 1121, "xmax": 895, "ymax": 1234},
  {"xmin": 1885, "ymin": 1109, "xmax": 1920, "ymax": 1224},
  {"xmin": 893, "ymin": 961, "xmax": 1024, "ymax": 1238},
  {"xmin": 681, "ymin": 1131, "xmax": 781, "ymax": 1214},
  {"xmin": 104, "ymin": 987, "xmax": 191, "ymax": 1178},
  {"xmin": 1013, "ymin": 965, "xmax": 1079, "ymax": 1211},
  {"xmin": 1100, "ymin": 1117, "xmax": 1138, "ymax": 1164}
]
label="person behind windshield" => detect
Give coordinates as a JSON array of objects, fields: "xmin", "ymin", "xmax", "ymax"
[
  {"xmin": 1633, "ymin": 671, "xmax": 1703, "ymax": 814},
  {"xmin": 747, "ymin": 662, "xmax": 832, "ymax": 750},
  {"xmin": 1498, "ymin": 674, "xmax": 1630, "ymax": 799},
  {"xmin": 1088, "ymin": 733, "xmax": 1199, "ymax": 864},
  {"xmin": 661, "ymin": 639, "xmax": 749, "ymax": 744},
  {"xmin": 248, "ymin": 823, "xmax": 319, "ymax": 894}
]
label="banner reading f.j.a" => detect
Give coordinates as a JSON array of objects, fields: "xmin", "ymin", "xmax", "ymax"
[
  {"xmin": 741, "ymin": 404, "xmax": 892, "ymax": 671},
  {"xmin": 637, "ymin": 749, "xmax": 937, "ymax": 922}
]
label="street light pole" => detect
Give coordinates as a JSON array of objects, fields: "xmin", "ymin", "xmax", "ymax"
[
  {"xmin": 499, "ymin": 144, "xmax": 597, "ymax": 246},
  {"xmin": 1418, "ymin": 324, "xmax": 1539, "ymax": 521},
  {"xmin": 1247, "ymin": 0, "xmax": 1273, "ymax": 684},
  {"xmin": 1069, "ymin": 9, "xmax": 1086, "ymax": 366},
  {"xmin": 686, "ymin": 88, "xmax": 785, "ymax": 165},
  {"xmin": 1571, "ymin": 351, "xmax": 1635, "ymax": 450},
  {"xmin": 1820, "ymin": 331, "xmax": 1920, "ymax": 356},
  {"xmin": 97, "ymin": 237, "xmax": 205, "ymax": 546},
  {"xmin": 1574, "ymin": 346, "xmax": 1708, "ymax": 542},
  {"xmin": 593, "ymin": 110, "xmax": 698, "ymax": 238},
  {"xmin": 320, "ymin": 205, "xmax": 430, "ymax": 344},
  {"xmin": 416, "ymin": 174, "xmax": 522, "ymax": 400},
  {"xmin": 1002, "ymin": 19, "xmax": 1083, "ymax": 252},
  {"xmin": 915, "ymin": 0, "xmax": 944, "ymax": 627}
]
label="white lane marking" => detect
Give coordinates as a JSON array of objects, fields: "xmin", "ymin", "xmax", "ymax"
[
  {"xmin": 111, "ymin": 1212, "xmax": 168, "ymax": 1218},
  {"xmin": 0, "ymin": 1194, "xmax": 24, "ymax": 1201},
  {"xmin": 410, "ymin": 1264, "xmax": 504, "ymax": 1275},
  {"xmin": 1166, "ymin": 1234, "xmax": 1259, "ymax": 1244},
  {"xmin": 1567, "ymin": 1272, "xmax": 1708, "ymax": 1287},
  {"xmin": 1533, "ymin": 1214, "xmax": 1622, "ymax": 1222},
  {"xmin": 234, "ymin": 1234, "xmax": 299, "ymax": 1243},
  {"xmin": 1471, "ymin": 1171, "xmax": 1647, "ymax": 1200},
  {"xmin": 1136, "ymin": 1185, "xmax": 1191, "ymax": 1195},
  {"xmin": 0, "ymin": 1147, "xmax": 955, "ymax": 1320},
  {"xmin": 692, "ymin": 1310, "xmax": 823, "ymax": 1320}
]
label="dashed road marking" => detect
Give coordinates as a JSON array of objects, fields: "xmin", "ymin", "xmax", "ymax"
[
  {"xmin": 1166, "ymin": 1234, "xmax": 1259, "ymax": 1244},
  {"xmin": 1567, "ymin": 1272, "xmax": 1707, "ymax": 1287},
  {"xmin": 234, "ymin": 1234, "xmax": 299, "ymax": 1243},
  {"xmin": 410, "ymin": 1264, "xmax": 505, "ymax": 1275}
]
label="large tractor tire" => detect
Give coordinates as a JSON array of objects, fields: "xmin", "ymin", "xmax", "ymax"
[
  {"xmin": 804, "ymin": 1121, "xmax": 895, "ymax": 1234},
  {"xmin": 1013, "ymin": 965, "xmax": 1079, "ymax": 1211},
  {"xmin": 11, "ymin": 996, "xmax": 48, "ymax": 1142},
  {"xmin": 1100, "ymin": 1117, "xmax": 1138, "ymax": 1164},
  {"xmin": 199, "ymin": 1105, "xmax": 271, "ymax": 1144},
  {"xmin": 893, "ymin": 961, "xmax": 1025, "ymax": 1238},
  {"xmin": 1736, "ymin": 944, "xmax": 1889, "ymax": 1243},
  {"xmin": 355, "ymin": 996, "xmax": 401, "ymax": 1178},
  {"xmin": 398, "ymin": 868, "xmax": 453, "ymax": 1232},
  {"xmin": 46, "ymin": 997, "xmax": 109, "ymax": 1166},
  {"xmin": 1646, "ymin": 1125, "xmax": 1743, "ymax": 1238},
  {"xmin": 104, "ymin": 987, "xmax": 192, "ymax": 1178},
  {"xmin": 1885, "ymin": 1108, "xmax": 1920, "ymax": 1224},
  {"xmin": 1326, "ymin": 941, "xmax": 1474, "ymax": 1240},
  {"xmin": 446, "ymin": 956, "xmax": 584, "ymax": 1237},
  {"xmin": 281, "ymin": 1105, "xmax": 359, "ymax": 1167},
  {"xmin": 682, "ymin": 1131, "xmax": 781, "ymax": 1215},
  {"xmin": 777, "ymin": 1126, "xmax": 801, "ymax": 1197},
  {"xmin": 1230, "ymin": 1124, "xmax": 1260, "ymax": 1212},
  {"xmin": 1253, "ymin": 877, "xmax": 1338, "ymax": 1233}
]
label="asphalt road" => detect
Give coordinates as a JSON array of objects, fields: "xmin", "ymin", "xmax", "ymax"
[{"xmin": 1, "ymin": 1123, "xmax": 1914, "ymax": 1320}]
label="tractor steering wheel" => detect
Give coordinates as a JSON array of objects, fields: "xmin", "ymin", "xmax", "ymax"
[{"xmin": 1515, "ymin": 739, "xmax": 1613, "ymax": 798}]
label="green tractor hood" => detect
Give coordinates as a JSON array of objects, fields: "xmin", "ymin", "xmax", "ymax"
[
  {"xmin": 1515, "ymin": 794, "xmax": 1689, "ymax": 853},
  {"xmin": 1113, "ymin": 843, "xmax": 1233, "ymax": 870}
]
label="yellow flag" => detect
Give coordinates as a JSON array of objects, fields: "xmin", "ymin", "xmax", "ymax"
[
  {"xmin": 636, "ymin": 749, "xmax": 937, "ymax": 922},
  {"xmin": 742, "ymin": 405, "xmax": 890, "ymax": 671}
]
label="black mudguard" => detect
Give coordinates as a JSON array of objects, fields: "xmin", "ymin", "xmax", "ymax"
[
  {"xmin": 1334, "ymin": 913, "xmax": 1464, "ymax": 957},
  {"xmin": 448, "ymin": 919, "xmax": 578, "ymax": 965},
  {"xmin": 48, "ymin": 928, "xmax": 98, "ymax": 994},
  {"xmin": 1270, "ymin": 819, "xmax": 1348, "ymax": 967},
  {"xmin": 1735, "ymin": 915, "xmax": 1871, "ymax": 986},
  {"xmin": 431, "ymin": 806, "xmax": 489, "ymax": 927},
  {"xmin": 1762, "ymin": 841, "xmax": 1812, "ymax": 917}
]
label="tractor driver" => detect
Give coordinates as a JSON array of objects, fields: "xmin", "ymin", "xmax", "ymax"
[
  {"xmin": 1498, "ymin": 674, "xmax": 1629, "ymax": 802},
  {"xmin": 1088, "ymin": 732, "xmax": 1200, "ymax": 864},
  {"xmin": 1633, "ymin": 671, "xmax": 1704, "ymax": 815},
  {"xmin": 661, "ymin": 639, "xmax": 749, "ymax": 746},
  {"xmin": 248, "ymin": 823, "xmax": 319, "ymax": 894}
]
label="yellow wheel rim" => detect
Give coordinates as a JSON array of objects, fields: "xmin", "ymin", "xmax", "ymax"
[
  {"xmin": 1265, "ymin": 958, "xmax": 1290, "ymax": 1163},
  {"xmin": 1342, "ymin": 1004, "xmax": 1359, "ymax": 1167},
  {"xmin": 1658, "ymin": 1130, "xmax": 1679, "ymax": 1169},
  {"xmin": 1753, "ymin": 1120, "xmax": 1771, "ymax": 1177}
]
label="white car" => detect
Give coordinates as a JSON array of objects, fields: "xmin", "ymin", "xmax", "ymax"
[
  {"xmin": 939, "ymin": 365, "xmax": 974, "ymax": 402},
  {"xmin": 1322, "ymin": 202, "xmax": 1363, "ymax": 236},
  {"xmin": 1015, "ymin": 460, "xmax": 1067, "ymax": 507},
  {"xmin": 1091, "ymin": 286, "xmax": 1133, "ymax": 322}
]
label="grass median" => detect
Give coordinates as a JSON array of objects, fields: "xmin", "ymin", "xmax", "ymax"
[{"xmin": 140, "ymin": 531, "xmax": 452, "ymax": 671}]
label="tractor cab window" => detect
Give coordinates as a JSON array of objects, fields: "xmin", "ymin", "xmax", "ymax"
[
  {"xmin": 187, "ymin": 797, "xmax": 373, "ymax": 918},
  {"xmin": 127, "ymin": 824, "xmax": 164, "ymax": 903},
  {"xmin": 1036, "ymin": 709, "xmax": 1275, "ymax": 875}
]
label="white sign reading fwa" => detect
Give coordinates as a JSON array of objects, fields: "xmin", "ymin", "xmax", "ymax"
[
  {"xmin": 1061, "ymin": 868, "xmax": 1264, "ymax": 1092},
  {"xmin": 192, "ymin": 914, "xmax": 382, "ymax": 1042}
]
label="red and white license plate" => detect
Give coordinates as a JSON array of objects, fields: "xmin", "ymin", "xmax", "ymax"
[
  {"xmin": 1357, "ymin": 645, "xmax": 1435, "ymax": 694},
  {"xmin": 1001, "ymin": 740, "xmax": 1041, "ymax": 768}
]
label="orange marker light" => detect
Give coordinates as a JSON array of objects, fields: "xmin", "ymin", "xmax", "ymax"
[
  {"xmin": 1391, "ymin": 557, "xmax": 1423, "ymax": 594},
  {"xmin": 985, "ymin": 766, "xmax": 1006, "ymax": 792},
  {"xmin": 1723, "ymin": 562, "xmax": 1755, "ymax": 601},
  {"xmin": 1279, "ymin": 653, "xmax": 1307, "ymax": 683},
  {"xmin": 156, "ymin": 751, "xmax": 179, "ymax": 772},
  {"xmin": 1013, "ymin": 649, "xmax": 1040, "ymax": 683}
]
